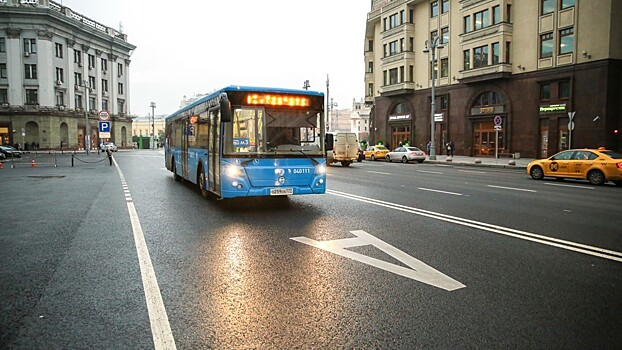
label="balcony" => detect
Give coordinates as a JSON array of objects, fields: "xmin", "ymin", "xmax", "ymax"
[
  {"xmin": 382, "ymin": 23, "xmax": 415, "ymax": 41},
  {"xmin": 460, "ymin": 23, "xmax": 513, "ymax": 44},
  {"xmin": 381, "ymin": 51, "xmax": 416, "ymax": 67},
  {"xmin": 380, "ymin": 82, "xmax": 415, "ymax": 96},
  {"xmin": 457, "ymin": 63, "xmax": 512, "ymax": 84}
]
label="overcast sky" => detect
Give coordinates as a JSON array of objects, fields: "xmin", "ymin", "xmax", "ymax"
[{"xmin": 58, "ymin": 0, "xmax": 370, "ymax": 117}]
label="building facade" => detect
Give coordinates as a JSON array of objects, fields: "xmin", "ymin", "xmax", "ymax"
[
  {"xmin": 0, "ymin": 0, "xmax": 136, "ymax": 150},
  {"xmin": 365, "ymin": 0, "xmax": 622, "ymax": 157}
]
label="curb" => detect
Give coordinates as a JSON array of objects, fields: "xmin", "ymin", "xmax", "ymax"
[{"xmin": 425, "ymin": 160, "xmax": 527, "ymax": 170}]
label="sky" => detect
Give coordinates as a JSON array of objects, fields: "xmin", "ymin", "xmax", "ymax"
[{"xmin": 58, "ymin": 0, "xmax": 371, "ymax": 118}]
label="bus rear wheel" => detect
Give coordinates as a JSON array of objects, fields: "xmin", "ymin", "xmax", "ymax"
[{"xmin": 172, "ymin": 158, "xmax": 181, "ymax": 181}]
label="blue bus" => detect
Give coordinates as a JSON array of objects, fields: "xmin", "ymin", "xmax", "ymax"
[{"xmin": 164, "ymin": 86, "xmax": 327, "ymax": 199}]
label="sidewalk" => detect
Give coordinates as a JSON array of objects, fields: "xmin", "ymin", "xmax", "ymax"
[{"xmin": 425, "ymin": 154, "xmax": 535, "ymax": 170}]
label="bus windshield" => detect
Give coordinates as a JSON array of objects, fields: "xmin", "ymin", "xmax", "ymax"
[{"xmin": 223, "ymin": 107, "xmax": 322, "ymax": 157}]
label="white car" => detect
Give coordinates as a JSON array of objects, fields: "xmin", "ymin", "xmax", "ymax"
[
  {"xmin": 101, "ymin": 142, "xmax": 118, "ymax": 152},
  {"xmin": 386, "ymin": 146, "xmax": 426, "ymax": 163}
]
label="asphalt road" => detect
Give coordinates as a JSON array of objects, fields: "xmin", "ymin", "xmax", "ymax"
[{"xmin": 1, "ymin": 150, "xmax": 621, "ymax": 349}]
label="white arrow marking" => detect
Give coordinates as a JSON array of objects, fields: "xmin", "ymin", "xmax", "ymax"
[{"xmin": 291, "ymin": 230, "xmax": 465, "ymax": 291}]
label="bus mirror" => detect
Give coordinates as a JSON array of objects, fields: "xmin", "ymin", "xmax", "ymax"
[
  {"xmin": 220, "ymin": 94, "xmax": 232, "ymax": 122},
  {"xmin": 325, "ymin": 133, "xmax": 334, "ymax": 151}
]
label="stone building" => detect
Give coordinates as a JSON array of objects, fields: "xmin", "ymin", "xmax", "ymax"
[
  {"xmin": 0, "ymin": 0, "xmax": 136, "ymax": 150},
  {"xmin": 365, "ymin": 0, "xmax": 622, "ymax": 157}
]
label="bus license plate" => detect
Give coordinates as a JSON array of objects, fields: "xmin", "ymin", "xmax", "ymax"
[{"xmin": 270, "ymin": 188, "xmax": 293, "ymax": 196}]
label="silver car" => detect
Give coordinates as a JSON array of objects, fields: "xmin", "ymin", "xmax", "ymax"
[{"xmin": 386, "ymin": 146, "xmax": 426, "ymax": 163}]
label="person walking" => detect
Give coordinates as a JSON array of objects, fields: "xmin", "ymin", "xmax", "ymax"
[
  {"xmin": 446, "ymin": 141, "xmax": 454, "ymax": 157},
  {"xmin": 426, "ymin": 141, "xmax": 431, "ymax": 155}
]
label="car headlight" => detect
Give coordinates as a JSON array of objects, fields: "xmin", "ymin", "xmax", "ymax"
[
  {"xmin": 315, "ymin": 165, "xmax": 326, "ymax": 175},
  {"xmin": 224, "ymin": 165, "xmax": 243, "ymax": 177}
]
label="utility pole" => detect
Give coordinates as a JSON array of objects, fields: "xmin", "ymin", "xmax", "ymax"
[{"xmin": 150, "ymin": 102, "xmax": 156, "ymax": 149}]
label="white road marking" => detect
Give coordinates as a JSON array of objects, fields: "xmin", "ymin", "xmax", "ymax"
[
  {"xmin": 459, "ymin": 170, "xmax": 487, "ymax": 174},
  {"xmin": 292, "ymin": 230, "xmax": 465, "ymax": 291},
  {"xmin": 543, "ymin": 182, "xmax": 594, "ymax": 190},
  {"xmin": 368, "ymin": 170, "xmax": 391, "ymax": 175},
  {"xmin": 112, "ymin": 158, "xmax": 177, "ymax": 350},
  {"xmin": 326, "ymin": 189, "xmax": 622, "ymax": 263},
  {"xmin": 417, "ymin": 170, "xmax": 443, "ymax": 174},
  {"xmin": 487, "ymin": 185, "xmax": 537, "ymax": 193},
  {"xmin": 418, "ymin": 188, "xmax": 463, "ymax": 196}
]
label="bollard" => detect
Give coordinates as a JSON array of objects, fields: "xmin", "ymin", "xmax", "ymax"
[{"xmin": 71, "ymin": 154, "xmax": 74, "ymax": 167}]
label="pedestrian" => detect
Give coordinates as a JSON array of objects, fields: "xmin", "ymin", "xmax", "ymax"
[
  {"xmin": 446, "ymin": 141, "xmax": 454, "ymax": 157},
  {"xmin": 426, "ymin": 141, "xmax": 431, "ymax": 155},
  {"xmin": 106, "ymin": 147, "xmax": 113, "ymax": 166}
]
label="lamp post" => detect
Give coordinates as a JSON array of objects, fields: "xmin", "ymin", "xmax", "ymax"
[
  {"xmin": 150, "ymin": 102, "xmax": 156, "ymax": 149},
  {"xmin": 423, "ymin": 36, "xmax": 443, "ymax": 160},
  {"xmin": 80, "ymin": 80, "xmax": 91, "ymax": 155}
]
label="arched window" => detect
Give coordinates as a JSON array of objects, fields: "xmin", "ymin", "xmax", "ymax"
[
  {"xmin": 473, "ymin": 91, "xmax": 504, "ymax": 107},
  {"xmin": 391, "ymin": 103, "xmax": 405, "ymax": 114}
]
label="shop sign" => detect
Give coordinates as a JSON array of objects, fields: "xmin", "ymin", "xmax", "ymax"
[
  {"xmin": 388, "ymin": 114, "xmax": 411, "ymax": 121},
  {"xmin": 540, "ymin": 104, "xmax": 566, "ymax": 113},
  {"xmin": 480, "ymin": 107, "xmax": 495, "ymax": 114}
]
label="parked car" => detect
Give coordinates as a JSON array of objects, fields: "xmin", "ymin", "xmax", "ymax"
[
  {"xmin": 386, "ymin": 146, "xmax": 427, "ymax": 163},
  {"xmin": 364, "ymin": 145, "xmax": 390, "ymax": 161},
  {"xmin": 0, "ymin": 145, "xmax": 22, "ymax": 158},
  {"xmin": 527, "ymin": 147, "xmax": 622, "ymax": 186},
  {"xmin": 101, "ymin": 142, "xmax": 118, "ymax": 152}
]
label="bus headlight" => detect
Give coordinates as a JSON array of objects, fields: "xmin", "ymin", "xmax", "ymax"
[
  {"xmin": 225, "ymin": 165, "xmax": 243, "ymax": 177},
  {"xmin": 315, "ymin": 165, "xmax": 326, "ymax": 175}
]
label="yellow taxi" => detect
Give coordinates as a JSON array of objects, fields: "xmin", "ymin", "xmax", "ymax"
[
  {"xmin": 364, "ymin": 145, "xmax": 390, "ymax": 161},
  {"xmin": 527, "ymin": 148, "xmax": 622, "ymax": 186}
]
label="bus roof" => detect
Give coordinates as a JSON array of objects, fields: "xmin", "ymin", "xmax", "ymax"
[{"xmin": 167, "ymin": 85, "xmax": 325, "ymax": 120}]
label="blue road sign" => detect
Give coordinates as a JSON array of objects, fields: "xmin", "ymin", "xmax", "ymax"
[{"xmin": 99, "ymin": 121, "xmax": 111, "ymax": 133}]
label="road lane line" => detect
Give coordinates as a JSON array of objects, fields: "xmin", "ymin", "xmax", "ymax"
[
  {"xmin": 543, "ymin": 183, "xmax": 594, "ymax": 189},
  {"xmin": 112, "ymin": 158, "xmax": 177, "ymax": 350},
  {"xmin": 459, "ymin": 170, "xmax": 487, "ymax": 174},
  {"xmin": 418, "ymin": 188, "xmax": 463, "ymax": 196},
  {"xmin": 368, "ymin": 170, "xmax": 391, "ymax": 175},
  {"xmin": 417, "ymin": 170, "xmax": 443, "ymax": 174},
  {"xmin": 326, "ymin": 189, "xmax": 622, "ymax": 263},
  {"xmin": 487, "ymin": 185, "xmax": 537, "ymax": 192}
]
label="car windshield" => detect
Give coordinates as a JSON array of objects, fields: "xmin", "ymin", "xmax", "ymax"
[{"xmin": 376, "ymin": 146, "xmax": 388, "ymax": 151}]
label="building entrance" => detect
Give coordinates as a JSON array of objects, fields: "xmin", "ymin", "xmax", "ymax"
[
  {"xmin": 473, "ymin": 121, "xmax": 504, "ymax": 156},
  {"xmin": 391, "ymin": 125, "xmax": 410, "ymax": 149}
]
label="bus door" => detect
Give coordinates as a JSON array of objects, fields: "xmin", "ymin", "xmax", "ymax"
[
  {"xmin": 182, "ymin": 118, "xmax": 189, "ymax": 179},
  {"xmin": 208, "ymin": 110, "xmax": 221, "ymax": 194}
]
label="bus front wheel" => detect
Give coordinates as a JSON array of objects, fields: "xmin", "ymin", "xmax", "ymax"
[{"xmin": 198, "ymin": 165, "xmax": 211, "ymax": 199}]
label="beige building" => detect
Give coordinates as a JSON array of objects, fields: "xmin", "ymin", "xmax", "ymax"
[
  {"xmin": 0, "ymin": 0, "xmax": 136, "ymax": 150},
  {"xmin": 365, "ymin": 0, "xmax": 622, "ymax": 157},
  {"xmin": 132, "ymin": 116, "xmax": 165, "ymax": 139}
]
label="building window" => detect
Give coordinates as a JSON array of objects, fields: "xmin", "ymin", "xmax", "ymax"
[
  {"xmin": 368, "ymin": 40, "xmax": 373, "ymax": 52},
  {"xmin": 118, "ymin": 83, "xmax": 124, "ymax": 95},
  {"xmin": 559, "ymin": 81, "xmax": 570, "ymax": 99},
  {"xmin": 117, "ymin": 99, "xmax": 125, "ymax": 114},
  {"xmin": 55, "ymin": 43, "xmax": 63, "ymax": 58},
  {"xmin": 409, "ymin": 37, "xmax": 414, "ymax": 51},
  {"xmin": 383, "ymin": 70, "xmax": 387, "ymax": 86},
  {"xmin": 464, "ymin": 15, "xmax": 472, "ymax": 33},
  {"xmin": 474, "ymin": 9, "xmax": 490, "ymax": 30},
  {"xmin": 75, "ymin": 94, "xmax": 83, "ymax": 109},
  {"xmin": 474, "ymin": 91, "xmax": 504, "ymax": 106},
  {"xmin": 440, "ymin": 58, "xmax": 448, "ymax": 78},
  {"xmin": 367, "ymin": 83, "xmax": 373, "ymax": 97},
  {"xmin": 540, "ymin": 32, "xmax": 554, "ymax": 58},
  {"xmin": 389, "ymin": 13, "xmax": 399, "ymax": 29},
  {"xmin": 541, "ymin": 0, "xmax": 554, "ymax": 15},
  {"xmin": 23, "ymin": 38, "xmax": 36, "ymax": 54},
  {"xmin": 389, "ymin": 68, "xmax": 398, "ymax": 85},
  {"xmin": 505, "ymin": 41, "xmax": 511, "ymax": 63},
  {"xmin": 440, "ymin": 96, "xmax": 448, "ymax": 110},
  {"xmin": 0, "ymin": 38, "xmax": 5, "ymax": 53},
  {"xmin": 473, "ymin": 45, "xmax": 488, "ymax": 68},
  {"xmin": 400, "ymin": 38, "xmax": 404, "ymax": 52},
  {"xmin": 0, "ymin": 63, "xmax": 6, "ymax": 78},
  {"xmin": 409, "ymin": 65, "xmax": 414, "ymax": 82},
  {"xmin": 540, "ymin": 84, "xmax": 551, "ymax": 101},
  {"xmin": 89, "ymin": 97, "xmax": 96, "ymax": 110},
  {"xmin": 56, "ymin": 67, "xmax": 64, "ymax": 82},
  {"xmin": 399, "ymin": 66, "xmax": 404, "ymax": 82},
  {"xmin": 56, "ymin": 91, "xmax": 64, "ymax": 106},
  {"xmin": 409, "ymin": 9, "xmax": 414, "ymax": 23},
  {"xmin": 430, "ymin": 30, "xmax": 438, "ymax": 43},
  {"xmin": 101, "ymin": 58, "xmax": 108, "ymax": 71},
  {"xmin": 561, "ymin": 0, "xmax": 574, "ymax": 9},
  {"xmin": 88, "ymin": 54, "xmax": 96, "ymax": 69},
  {"xmin": 89, "ymin": 76, "xmax": 96, "ymax": 89},
  {"xmin": 24, "ymin": 64, "xmax": 37, "ymax": 79},
  {"xmin": 25, "ymin": 89, "xmax": 38, "ymax": 105},
  {"xmin": 368, "ymin": 62, "xmax": 373, "ymax": 73},
  {"xmin": 1, "ymin": 89, "xmax": 9, "ymax": 104},
  {"xmin": 74, "ymin": 72, "xmax": 82, "ymax": 86},
  {"xmin": 492, "ymin": 5, "xmax": 501, "ymax": 24},
  {"xmin": 74, "ymin": 50, "xmax": 82, "ymax": 64},
  {"xmin": 441, "ymin": 27, "xmax": 449, "ymax": 44},
  {"xmin": 463, "ymin": 49, "xmax": 471, "ymax": 70},
  {"xmin": 389, "ymin": 41, "xmax": 399, "ymax": 56},
  {"xmin": 102, "ymin": 99, "xmax": 109, "ymax": 111},
  {"xmin": 102, "ymin": 79, "xmax": 108, "ymax": 92},
  {"xmin": 383, "ymin": 44, "xmax": 387, "ymax": 57},
  {"xmin": 559, "ymin": 27, "xmax": 574, "ymax": 55},
  {"xmin": 492, "ymin": 42, "xmax": 500, "ymax": 64},
  {"xmin": 383, "ymin": 18, "xmax": 387, "ymax": 31},
  {"xmin": 507, "ymin": 4, "xmax": 512, "ymax": 22},
  {"xmin": 441, "ymin": 0, "xmax": 449, "ymax": 13},
  {"xmin": 431, "ymin": 1, "xmax": 438, "ymax": 17}
]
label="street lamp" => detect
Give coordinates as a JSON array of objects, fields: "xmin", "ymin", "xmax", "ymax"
[
  {"xmin": 423, "ymin": 36, "xmax": 443, "ymax": 160},
  {"xmin": 150, "ymin": 102, "xmax": 156, "ymax": 149},
  {"xmin": 79, "ymin": 80, "xmax": 91, "ymax": 154},
  {"xmin": 329, "ymin": 98, "xmax": 338, "ymax": 132}
]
